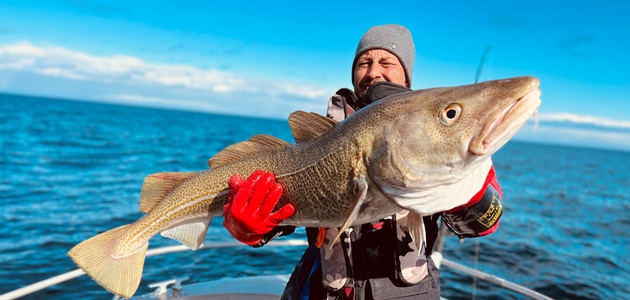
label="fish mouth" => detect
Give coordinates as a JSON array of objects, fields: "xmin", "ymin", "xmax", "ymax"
[{"xmin": 469, "ymin": 80, "xmax": 542, "ymax": 156}]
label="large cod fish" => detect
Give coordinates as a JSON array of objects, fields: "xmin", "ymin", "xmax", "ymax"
[{"xmin": 69, "ymin": 76, "xmax": 541, "ymax": 298}]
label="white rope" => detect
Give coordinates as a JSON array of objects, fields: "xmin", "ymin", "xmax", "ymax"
[
  {"xmin": 1, "ymin": 239, "xmax": 551, "ymax": 300},
  {"xmin": 0, "ymin": 240, "xmax": 308, "ymax": 300},
  {"xmin": 472, "ymin": 239, "xmax": 481, "ymax": 300},
  {"xmin": 440, "ymin": 257, "xmax": 554, "ymax": 300},
  {"xmin": 0, "ymin": 269, "xmax": 86, "ymax": 300}
]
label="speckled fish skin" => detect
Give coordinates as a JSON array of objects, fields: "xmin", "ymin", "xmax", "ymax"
[
  {"xmin": 155, "ymin": 76, "xmax": 541, "ymax": 228},
  {"xmin": 68, "ymin": 76, "xmax": 541, "ymax": 299}
]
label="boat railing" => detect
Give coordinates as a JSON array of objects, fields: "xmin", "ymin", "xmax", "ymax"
[{"xmin": 0, "ymin": 239, "xmax": 552, "ymax": 300}]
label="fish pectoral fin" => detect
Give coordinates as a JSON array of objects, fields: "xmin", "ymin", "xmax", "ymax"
[
  {"xmin": 68, "ymin": 224, "xmax": 148, "ymax": 299},
  {"xmin": 140, "ymin": 172, "xmax": 198, "ymax": 212},
  {"xmin": 407, "ymin": 211, "xmax": 426, "ymax": 251},
  {"xmin": 334, "ymin": 175, "xmax": 368, "ymax": 246},
  {"xmin": 160, "ymin": 219, "xmax": 211, "ymax": 250}
]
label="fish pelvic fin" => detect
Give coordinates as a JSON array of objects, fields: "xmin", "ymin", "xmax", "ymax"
[
  {"xmin": 160, "ymin": 219, "xmax": 211, "ymax": 250},
  {"xmin": 139, "ymin": 172, "xmax": 198, "ymax": 212},
  {"xmin": 68, "ymin": 224, "xmax": 148, "ymax": 299},
  {"xmin": 288, "ymin": 111, "xmax": 337, "ymax": 144},
  {"xmin": 334, "ymin": 174, "xmax": 368, "ymax": 247},
  {"xmin": 207, "ymin": 134, "xmax": 289, "ymax": 168},
  {"xmin": 407, "ymin": 211, "xmax": 426, "ymax": 251}
]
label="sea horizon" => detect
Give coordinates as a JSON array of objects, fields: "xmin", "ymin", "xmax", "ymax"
[
  {"xmin": 3, "ymin": 91, "xmax": 629, "ymax": 155},
  {"xmin": 1, "ymin": 92, "xmax": 628, "ymax": 299}
]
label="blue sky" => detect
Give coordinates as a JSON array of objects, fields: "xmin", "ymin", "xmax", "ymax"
[{"xmin": 1, "ymin": 1, "xmax": 629, "ymax": 151}]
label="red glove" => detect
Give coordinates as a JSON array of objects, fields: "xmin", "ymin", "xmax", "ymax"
[{"xmin": 223, "ymin": 170, "xmax": 296, "ymax": 245}]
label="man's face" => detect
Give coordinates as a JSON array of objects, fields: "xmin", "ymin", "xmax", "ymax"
[{"xmin": 353, "ymin": 49, "xmax": 407, "ymax": 101}]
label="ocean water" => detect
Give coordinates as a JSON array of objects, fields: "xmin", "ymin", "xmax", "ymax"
[{"xmin": 1, "ymin": 94, "xmax": 628, "ymax": 300}]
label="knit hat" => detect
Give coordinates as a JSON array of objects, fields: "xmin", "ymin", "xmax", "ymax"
[{"xmin": 352, "ymin": 24, "xmax": 415, "ymax": 87}]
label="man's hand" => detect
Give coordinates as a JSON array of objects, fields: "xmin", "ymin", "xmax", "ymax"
[{"xmin": 223, "ymin": 170, "xmax": 296, "ymax": 245}]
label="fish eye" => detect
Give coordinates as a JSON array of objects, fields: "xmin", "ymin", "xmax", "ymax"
[{"xmin": 439, "ymin": 104, "xmax": 462, "ymax": 125}]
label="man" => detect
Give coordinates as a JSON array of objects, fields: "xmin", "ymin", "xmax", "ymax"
[{"xmin": 223, "ymin": 24, "xmax": 503, "ymax": 299}]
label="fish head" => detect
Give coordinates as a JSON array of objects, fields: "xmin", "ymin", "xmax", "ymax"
[{"xmin": 365, "ymin": 76, "xmax": 541, "ymax": 214}]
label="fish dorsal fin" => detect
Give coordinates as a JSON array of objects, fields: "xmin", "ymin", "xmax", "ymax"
[
  {"xmin": 288, "ymin": 111, "xmax": 337, "ymax": 144},
  {"xmin": 207, "ymin": 134, "xmax": 289, "ymax": 168},
  {"xmin": 139, "ymin": 172, "xmax": 197, "ymax": 212},
  {"xmin": 249, "ymin": 134, "xmax": 290, "ymax": 148}
]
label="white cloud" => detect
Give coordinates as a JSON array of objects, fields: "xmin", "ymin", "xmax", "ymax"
[
  {"xmin": 106, "ymin": 94, "xmax": 224, "ymax": 112},
  {"xmin": 536, "ymin": 112, "xmax": 630, "ymax": 130},
  {"xmin": 0, "ymin": 41, "xmax": 330, "ymax": 100},
  {"xmin": 1, "ymin": 41, "xmax": 627, "ymax": 152},
  {"xmin": 516, "ymin": 120, "xmax": 630, "ymax": 152},
  {"xmin": 107, "ymin": 94, "xmax": 184, "ymax": 104},
  {"xmin": 518, "ymin": 112, "xmax": 630, "ymax": 151}
]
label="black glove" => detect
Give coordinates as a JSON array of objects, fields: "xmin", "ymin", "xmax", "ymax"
[{"xmin": 441, "ymin": 166, "xmax": 503, "ymax": 239}]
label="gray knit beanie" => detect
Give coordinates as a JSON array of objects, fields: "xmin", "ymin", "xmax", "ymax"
[{"xmin": 352, "ymin": 24, "xmax": 415, "ymax": 87}]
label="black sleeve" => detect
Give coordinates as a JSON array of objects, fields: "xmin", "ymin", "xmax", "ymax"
[
  {"xmin": 441, "ymin": 183, "xmax": 503, "ymax": 239},
  {"xmin": 251, "ymin": 225, "xmax": 297, "ymax": 248}
]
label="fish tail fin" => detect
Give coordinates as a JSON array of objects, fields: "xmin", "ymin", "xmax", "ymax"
[{"xmin": 68, "ymin": 224, "xmax": 148, "ymax": 299}]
